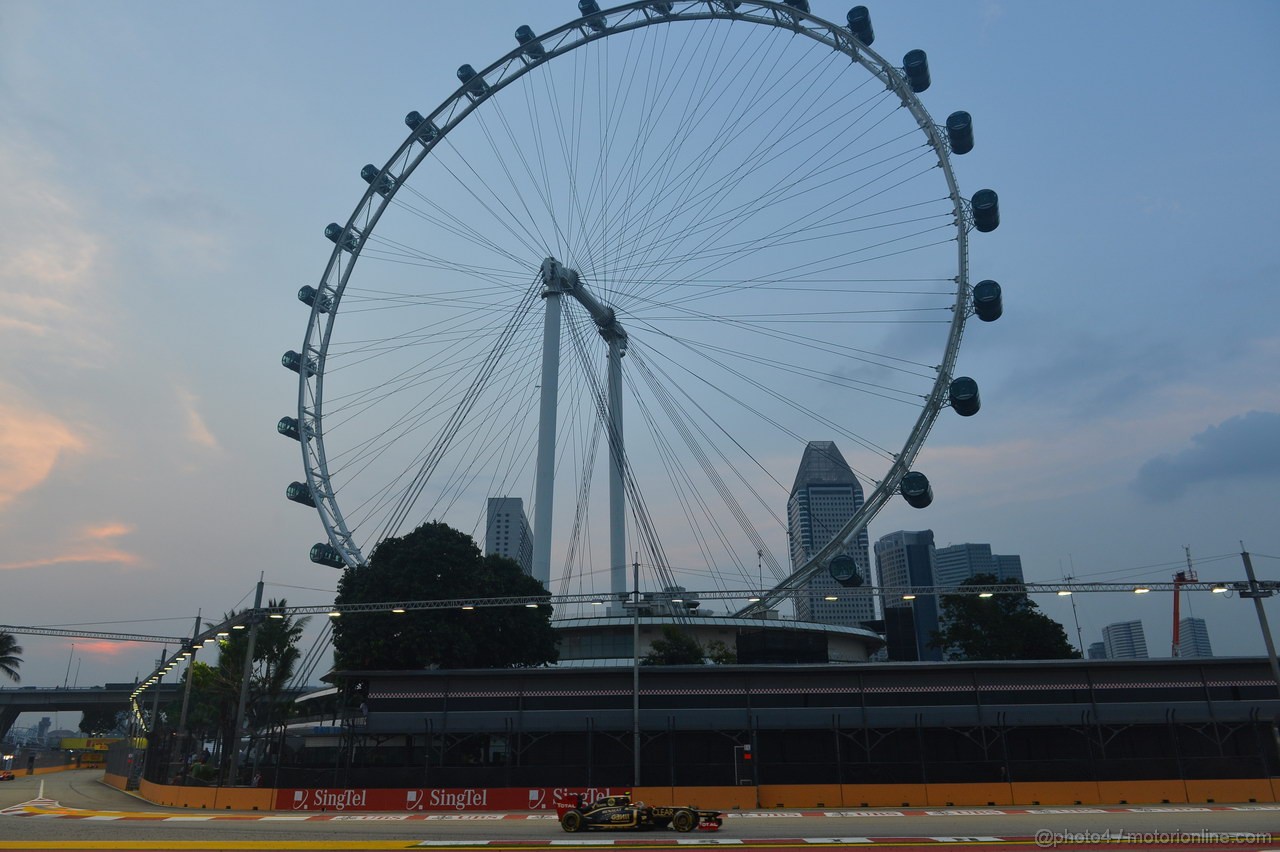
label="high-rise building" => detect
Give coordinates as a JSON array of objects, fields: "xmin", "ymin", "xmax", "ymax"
[
  {"xmin": 485, "ymin": 497, "xmax": 533, "ymax": 576},
  {"xmin": 874, "ymin": 530, "xmax": 943, "ymax": 661},
  {"xmin": 1103, "ymin": 620, "xmax": 1149, "ymax": 659},
  {"xmin": 787, "ymin": 441, "xmax": 875, "ymax": 627},
  {"xmin": 1177, "ymin": 617, "xmax": 1213, "ymax": 658},
  {"xmin": 934, "ymin": 542, "xmax": 1025, "ymax": 586},
  {"xmin": 1087, "ymin": 641, "xmax": 1108, "ymax": 659}
]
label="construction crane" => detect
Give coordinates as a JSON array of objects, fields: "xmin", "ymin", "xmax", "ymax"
[{"xmin": 1171, "ymin": 547, "xmax": 1198, "ymax": 657}]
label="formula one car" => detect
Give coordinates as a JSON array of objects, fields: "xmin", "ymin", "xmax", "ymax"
[
  {"xmin": 0, "ymin": 770, "xmax": 14, "ymax": 781},
  {"xmin": 556, "ymin": 793, "xmax": 722, "ymax": 832}
]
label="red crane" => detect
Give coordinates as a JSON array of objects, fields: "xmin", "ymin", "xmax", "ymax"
[{"xmin": 1171, "ymin": 550, "xmax": 1198, "ymax": 657}]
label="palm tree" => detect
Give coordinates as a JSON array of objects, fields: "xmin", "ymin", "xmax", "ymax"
[{"xmin": 0, "ymin": 631, "xmax": 24, "ymax": 683}]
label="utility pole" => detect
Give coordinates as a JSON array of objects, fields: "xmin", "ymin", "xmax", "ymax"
[
  {"xmin": 230, "ymin": 577, "xmax": 265, "ymax": 786},
  {"xmin": 632, "ymin": 555, "xmax": 641, "ymax": 788}
]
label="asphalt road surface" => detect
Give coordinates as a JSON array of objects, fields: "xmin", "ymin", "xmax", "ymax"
[{"xmin": 2, "ymin": 770, "xmax": 1279, "ymax": 850}]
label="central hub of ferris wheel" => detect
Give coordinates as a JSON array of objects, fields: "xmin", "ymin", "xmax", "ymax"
[{"xmin": 534, "ymin": 258, "xmax": 628, "ymax": 607}]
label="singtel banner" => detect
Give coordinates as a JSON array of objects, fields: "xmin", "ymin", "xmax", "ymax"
[{"xmin": 276, "ymin": 786, "xmax": 623, "ymax": 812}]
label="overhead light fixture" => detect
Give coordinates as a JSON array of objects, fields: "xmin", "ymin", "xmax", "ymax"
[
  {"xmin": 1133, "ymin": 586, "xmax": 1150, "ymax": 594},
  {"xmin": 591, "ymin": 600, "xmax": 604, "ymax": 606},
  {"xmin": 328, "ymin": 610, "xmax": 341, "ymax": 618},
  {"xmin": 978, "ymin": 592, "xmax": 994, "ymax": 598},
  {"xmin": 461, "ymin": 605, "xmax": 475, "ymax": 611},
  {"xmin": 391, "ymin": 607, "xmax": 406, "ymax": 613},
  {"xmin": 525, "ymin": 603, "xmax": 539, "ymax": 608},
  {"xmin": 902, "ymin": 594, "xmax": 917, "ymax": 601},
  {"xmin": 1057, "ymin": 590, "xmax": 1072, "ymax": 597},
  {"xmin": 216, "ymin": 631, "xmax": 230, "ymax": 637},
  {"xmin": 269, "ymin": 612, "xmax": 285, "ymax": 619},
  {"xmin": 747, "ymin": 595, "xmax": 761, "ymax": 603},
  {"xmin": 1211, "ymin": 584, "xmax": 1228, "ymax": 594},
  {"xmin": 232, "ymin": 624, "xmax": 246, "ymax": 630},
  {"xmin": 670, "ymin": 598, "xmax": 683, "ymax": 604},
  {"xmin": 824, "ymin": 595, "xmax": 839, "ymax": 601}
]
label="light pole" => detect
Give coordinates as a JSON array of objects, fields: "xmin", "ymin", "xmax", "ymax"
[
  {"xmin": 1239, "ymin": 549, "xmax": 1280, "ymax": 696},
  {"xmin": 632, "ymin": 556, "xmax": 640, "ymax": 788}
]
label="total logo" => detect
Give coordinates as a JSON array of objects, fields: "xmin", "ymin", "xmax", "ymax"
[{"xmin": 406, "ymin": 788, "xmax": 489, "ymax": 811}]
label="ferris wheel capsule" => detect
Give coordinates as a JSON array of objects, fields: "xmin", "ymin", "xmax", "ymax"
[
  {"xmin": 903, "ymin": 50, "xmax": 931, "ymax": 93},
  {"xmin": 949, "ymin": 377, "xmax": 981, "ymax": 417},
  {"xmin": 847, "ymin": 6, "xmax": 874, "ymax": 45},
  {"xmin": 971, "ymin": 190, "xmax": 1000, "ymax": 232},
  {"xmin": 973, "ymin": 279, "xmax": 1003, "ymax": 321},
  {"xmin": 310, "ymin": 543, "xmax": 346, "ymax": 569},
  {"xmin": 286, "ymin": 481, "xmax": 317, "ymax": 507},
  {"xmin": 515, "ymin": 25, "xmax": 546, "ymax": 59},
  {"xmin": 901, "ymin": 471, "xmax": 933, "ymax": 509},
  {"xmin": 946, "ymin": 111, "xmax": 974, "ymax": 155}
]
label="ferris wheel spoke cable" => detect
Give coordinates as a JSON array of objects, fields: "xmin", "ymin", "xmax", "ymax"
[
  {"xmin": 635, "ymin": 331, "xmax": 895, "ymax": 472},
  {"xmin": 629, "ymin": 351, "xmax": 786, "ymax": 585},
  {"xmin": 613, "ymin": 38, "xmax": 881, "ymax": 302},
  {"xmin": 322, "ymin": 323, "xmax": 538, "ymax": 449},
  {"xmin": 372, "ymin": 281, "xmax": 541, "ymax": 547},
  {"xmin": 616, "ymin": 159, "xmax": 945, "ymax": 308},
  {"xmin": 420, "ymin": 333, "xmax": 546, "ymax": 524},
  {"xmin": 631, "ymin": 345, "xmax": 790, "ymax": 537},
  {"xmin": 603, "ymin": 19, "xmax": 749, "ymax": 294}
]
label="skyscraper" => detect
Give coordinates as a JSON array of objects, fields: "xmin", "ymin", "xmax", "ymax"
[
  {"xmin": 874, "ymin": 530, "xmax": 943, "ymax": 661},
  {"xmin": 1087, "ymin": 641, "xmax": 1108, "ymax": 659},
  {"xmin": 1103, "ymin": 620, "xmax": 1149, "ymax": 659},
  {"xmin": 1177, "ymin": 617, "xmax": 1213, "ymax": 658},
  {"xmin": 787, "ymin": 441, "xmax": 874, "ymax": 627},
  {"xmin": 485, "ymin": 497, "xmax": 533, "ymax": 576},
  {"xmin": 934, "ymin": 542, "xmax": 1025, "ymax": 586}
]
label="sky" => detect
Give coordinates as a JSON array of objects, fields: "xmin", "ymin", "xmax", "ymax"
[{"xmin": 2, "ymin": 0, "xmax": 1278, "ymax": 710}]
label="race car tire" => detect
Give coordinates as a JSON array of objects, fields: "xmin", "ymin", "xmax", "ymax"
[
  {"xmin": 672, "ymin": 809, "xmax": 698, "ymax": 832},
  {"xmin": 561, "ymin": 810, "xmax": 584, "ymax": 833}
]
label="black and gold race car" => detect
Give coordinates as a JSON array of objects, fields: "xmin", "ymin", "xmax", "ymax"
[{"xmin": 556, "ymin": 793, "xmax": 722, "ymax": 832}]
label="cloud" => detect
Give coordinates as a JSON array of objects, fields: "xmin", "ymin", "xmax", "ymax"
[
  {"xmin": 73, "ymin": 640, "xmax": 148, "ymax": 659},
  {"xmin": 0, "ymin": 404, "xmax": 85, "ymax": 508},
  {"xmin": 0, "ymin": 137, "xmax": 112, "ymax": 367},
  {"xmin": 0, "ymin": 521, "xmax": 139, "ymax": 571},
  {"xmin": 178, "ymin": 388, "xmax": 221, "ymax": 451},
  {"xmin": 1133, "ymin": 411, "xmax": 1280, "ymax": 501}
]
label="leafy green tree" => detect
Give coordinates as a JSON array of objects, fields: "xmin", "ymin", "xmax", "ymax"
[
  {"xmin": 159, "ymin": 601, "xmax": 310, "ymax": 771},
  {"xmin": 332, "ymin": 521, "xmax": 559, "ymax": 670},
  {"xmin": 0, "ymin": 631, "xmax": 23, "ymax": 683},
  {"xmin": 931, "ymin": 574, "xmax": 1080, "ymax": 661},
  {"xmin": 642, "ymin": 625, "xmax": 705, "ymax": 665},
  {"xmin": 79, "ymin": 707, "xmax": 129, "ymax": 736},
  {"xmin": 705, "ymin": 639, "xmax": 737, "ymax": 664}
]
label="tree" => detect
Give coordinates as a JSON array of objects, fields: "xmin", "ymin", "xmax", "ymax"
[
  {"xmin": 0, "ymin": 631, "xmax": 22, "ymax": 683},
  {"xmin": 159, "ymin": 601, "xmax": 310, "ymax": 775},
  {"xmin": 332, "ymin": 521, "xmax": 559, "ymax": 670},
  {"xmin": 642, "ymin": 626, "xmax": 705, "ymax": 665},
  {"xmin": 931, "ymin": 574, "xmax": 1080, "ymax": 661},
  {"xmin": 79, "ymin": 707, "xmax": 129, "ymax": 736}
]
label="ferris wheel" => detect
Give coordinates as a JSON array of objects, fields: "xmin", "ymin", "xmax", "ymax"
[{"xmin": 280, "ymin": 0, "xmax": 1003, "ymax": 615}]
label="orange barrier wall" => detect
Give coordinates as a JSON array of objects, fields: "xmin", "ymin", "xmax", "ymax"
[
  {"xmin": 139, "ymin": 778, "xmax": 274, "ymax": 811},
  {"xmin": 135, "ymin": 778, "xmax": 1279, "ymax": 812},
  {"xmin": 102, "ymin": 771, "xmax": 128, "ymax": 790}
]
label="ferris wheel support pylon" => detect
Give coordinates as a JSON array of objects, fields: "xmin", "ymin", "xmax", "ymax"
[{"xmin": 533, "ymin": 258, "xmax": 629, "ymax": 594}]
